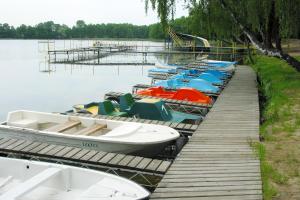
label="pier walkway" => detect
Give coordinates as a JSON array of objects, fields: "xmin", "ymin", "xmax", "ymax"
[{"xmin": 151, "ymin": 66, "xmax": 262, "ymax": 199}]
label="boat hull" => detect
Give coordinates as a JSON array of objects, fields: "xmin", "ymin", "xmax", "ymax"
[
  {"xmin": 0, "ymin": 126, "xmax": 172, "ymax": 158},
  {"xmin": 137, "ymin": 87, "xmax": 212, "ymax": 105},
  {"xmin": 0, "ymin": 157, "xmax": 150, "ymax": 200}
]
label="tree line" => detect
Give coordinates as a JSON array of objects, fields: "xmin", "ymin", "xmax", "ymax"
[{"xmin": 0, "ymin": 18, "xmax": 190, "ymax": 39}]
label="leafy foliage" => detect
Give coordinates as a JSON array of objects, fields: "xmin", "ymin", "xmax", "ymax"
[
  {"xmin": 0, "ymin": 18, "xmax": 192, "ymax": 39},
  {"xmin": 146, "ymin": 0, "xmax": 300, "ymax": 70},
  {"xmin": 145, "ymin": 0, "xmax": 300, "ymax": 41},
  {"xmin": 0, "ymin": 21, "xmax": 150, "ymax": 39}
]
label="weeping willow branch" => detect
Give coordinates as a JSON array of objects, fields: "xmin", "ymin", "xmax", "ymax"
[{"xmin": 218, "ymin": 0, "xmax": 300, "ymax": 71}]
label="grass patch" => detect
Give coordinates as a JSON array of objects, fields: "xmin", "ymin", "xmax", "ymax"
[
  {"xmin": 252, "ymin": 142, "xmax": 288, "ymax": 200},
  {"xmin": 250, "ymin": 55, "xmax": 300, "ymax": 200},
  {"xmin": 251, "ymin": 56, "xmax": 300, "ymax": 137}
]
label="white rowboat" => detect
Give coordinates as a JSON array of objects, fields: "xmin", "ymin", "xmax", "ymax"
[
  {"xmin": 0, "ymin": 157, "xmax": 150, "ymax": 200},
  {"xmin": 0, "ymin": 110, "xmax": 180, "ymax": 157}
]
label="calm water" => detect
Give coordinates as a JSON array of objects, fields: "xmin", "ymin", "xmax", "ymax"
[{"xmin": 0, "ymin": 40, "xmax": 163, "ymax": 120}]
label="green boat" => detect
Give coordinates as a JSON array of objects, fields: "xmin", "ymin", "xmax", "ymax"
[{"xmin": 73, "ymin": 93, "xmax": 202, "ymax": 124}]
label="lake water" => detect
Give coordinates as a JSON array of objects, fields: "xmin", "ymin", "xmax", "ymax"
[{"xmin": 0, "ymin": 40, "xmax": 164, "ymax": 121}]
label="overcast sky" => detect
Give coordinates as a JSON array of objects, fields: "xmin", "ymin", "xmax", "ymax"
[{"xmin": 0, "ymin": 0, "xmax": 188, "ymax": 26}]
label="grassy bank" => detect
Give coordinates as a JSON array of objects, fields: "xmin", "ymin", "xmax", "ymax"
[{"xmin": 250, "ymin": 56, "xmax": 300, "ymax": 200}]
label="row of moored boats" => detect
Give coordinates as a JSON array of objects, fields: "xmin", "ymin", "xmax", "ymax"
[{"xmin": 0, "ymin": 59, "xmax": 236, "ymax": 199}]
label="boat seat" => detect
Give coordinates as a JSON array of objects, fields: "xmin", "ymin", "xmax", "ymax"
[
  {"xmin": 45, "ymin": 120, "xmax": 81, "ymax": 133},
  {"xmin": 8, "ymin": 119, "xmax": 38, "ymax": 129},
  {"xmin": 98, "ymin": 101, "xmax": 128, "ymax": 117},
  {"xmin": 119, "ymin": 93, "xmax": 135, "ymax": 112},
  {"xmin": 74, "ymin": 124, "xmax": 107, "ymax": 136},
  {"xmin": 0, "ymin": 168, "xmax": 61, "ymax": 200},
  {"xmin": 0, "ymin": 176, "xmax": 13, "ymax": 188}
]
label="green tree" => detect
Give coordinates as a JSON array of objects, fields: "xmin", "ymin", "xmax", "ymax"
[
  {"xmin": 0, "ymin": 23, "xmax": 16, "ymax": 38},
  {"xmin": 145, "ymin": 0, "xmax": 300, "ymax": 71}
]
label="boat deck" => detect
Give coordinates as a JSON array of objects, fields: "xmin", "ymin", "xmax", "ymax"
[
  {"xmin": 68, "ymin": 113, "xmax": 199, "ymax": 136},
  {"xmin": 151, "ymin": 65, "xmax": 262, "ymax": 199}
]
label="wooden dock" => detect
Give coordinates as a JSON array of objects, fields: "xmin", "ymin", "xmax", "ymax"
[{"xmin": 151, "ymin": 65, "xmax": 262, "ymax": 199}]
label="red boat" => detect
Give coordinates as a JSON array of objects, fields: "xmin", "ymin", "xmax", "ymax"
[{"xmin": 137, "ymin": 86, "xmax": 213, "ymax": 105}]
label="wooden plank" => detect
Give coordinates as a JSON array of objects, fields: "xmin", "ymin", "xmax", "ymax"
[
  {"xmin": 0, "ymin": 138, "xmax": 11, "ymax": 146},
  {"xmin": 108, "ymin": 154, "xmax": 126, "ymax": 165},
  {"xmin": 44, "ymin": 145, "xmax": 65, "ymax": 156},
  {"xmin": 154, "ymin": 184, "xmax": 262, "ymax": 193},
  {"xmin": 136, "ymin": 158, "xmax": 152, "ymax": 170},
  {"xmin": 163, "ymin": 173, "xmax": 261, "ymax": 179},
  {"xmin": 151, "ymin": 195, "xmax": 262, "ymax": 200},
  {"xmin": 176, "ymin": 123, "xmax": 186, "ymax": 130},
  {"xmin": 74, "ymin": 124, "xmax": 107, "ymax": 135},
  {"xmin": 127, "ymin": 156, "xmax": 143, "ymax": 168},
  {"xmin": 20, "ymin": 142, "xmax": 42, "ymax": 152},
  {"xmin": 117, "ymin": 155, "xmax": 135, "ymax": 166},
  {"xmin": 3, "ymin": 140, "xmax": 25, "ymax": 150},
  {"xmin": 0, "ymin": 139, "xmax": 19, "ymax": 149},
  {"xmin": 151, "ymin": 190, "xmax": 262, "ymax": 198},
  {"xmin": 146, "ymin": 159, "xmax": 163, "ymax": 172},
  {"xmin": 88, "ymin": 151, "xmax": 107, "ymax": 162},
  {"xmin": 45, "ymin": 120, "xmax": 81, "ymax": 132},
  {"xmin": 62, "ymin": 147, "xmax": 82, "ymax": 158},
  {"xmin": 72, "ymin": 149, "xmax": 91, "ymax": 160},
  {"xmin": 54, "ymin": 147, "xmax": 74, "ymax": 157},
  {"xmin": 80, "ymin": 150, "xmax": 98, "ymax": 161},
  {"xmin": 98, "ymin": 153, "xmax": 116, "ymax": 163},
  {"xmin": 156, "ymin": 161, "xmax": 171, "ymax": 173},
  {"xmin": 158, "ymin": 181, "xmax": 262, "ymax": 188},
  {"xmin": 29, "ymin": 143, "xmax": 49, "ymax": 154},
  {"xmin": 38, "ymin": 144, "xmax": 57, "ymax": 154}
]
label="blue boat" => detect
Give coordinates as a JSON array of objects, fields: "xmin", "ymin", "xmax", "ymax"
[
  {"xmin": 154, "ymin": 78, "xmax": 220, "ymax": 94},
  {"xmin": 174, "ymin": 69, "xmax": 229, "ymax": 80},
  {"xmin": 195, "ymin": 73, "xmax": 224, "ymax": 86},
  {"xmin": 203, "ymin": 69, "xmax": 229, "ymax": 79},
  {"xmin": 148, "ymin": 68, "xmax": 177, "ymax": 74},
  {"xmin": 172, "ymin": 73, "xmax": 224, "ymax": 86},
  {"xmin": 206, "ymin": 60, "xmax": 237, "ymax": 67}
]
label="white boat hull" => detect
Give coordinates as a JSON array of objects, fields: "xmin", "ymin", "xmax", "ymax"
[
  {"xmin": 0, "ymin": 157, "xmax": 150, "ymax": 200},
  {"xmin": 0, "ymin": 110, "xmax": 180, "ymax": 158},
  {"xmin": 0, "ymin": 126, "xmax": 172, "ymax": 157}
]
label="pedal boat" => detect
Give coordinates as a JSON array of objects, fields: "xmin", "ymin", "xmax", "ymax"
[
  {"xmin": 154, "ymin": 78, "xmax": 220, "ymax": 94},
  {"xmin": 137, "ymin": 87, "xmax": 212, "ymax": 105},
  {"xmin": 72, "ymin": 94, "xmax": 202, "ymax": 124}
]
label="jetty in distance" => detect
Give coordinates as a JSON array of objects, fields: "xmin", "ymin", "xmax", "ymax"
[{"xmin": 45, "ymin": 38, "xmax": 249, "ymax": 66}]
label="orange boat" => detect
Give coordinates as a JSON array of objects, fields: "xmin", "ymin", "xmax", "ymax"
[{"xmin": 137, "ymin": 86, "xmax": 213, "ymax": 105}]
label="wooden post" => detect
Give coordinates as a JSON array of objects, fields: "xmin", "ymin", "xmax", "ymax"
[
  {"xmin": 48, "ymin": 52, "xmax": 51, "ymax": 63},
  {"xmin": 220, "ymin": 41, "xmax": 223, "ymax": 60},
  {"xmin": 217, "ymin": 41, "xmax": 219, "ymax": 60}
]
